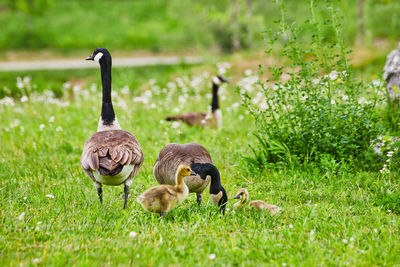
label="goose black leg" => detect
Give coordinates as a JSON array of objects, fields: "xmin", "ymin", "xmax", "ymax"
[
  {"xmin": 97, "ymin": 187, "xmax": 103, "ymax": 204},
  {"xmin": 196, "ymin": 194, "xmax": 202, "ymax": 206},
  {"xmin": 123, "ymin": 184, "xmax": 130, "ymax": 209},
  {"xmin": 160, "ymin": 212, "xmax": 166, "ymax": 217}
]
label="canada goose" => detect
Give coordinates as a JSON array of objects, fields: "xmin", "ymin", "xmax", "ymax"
[
  {"xmin": 153, "ymin": 143, "xmax": 228, "ymax": 214},
  {"xmin": 234, "ymin": 188, "xmax": 280, "ymax": 215},
  {"xmin": 137, "ymin": 165, "xmax": 196, "ymax": 216},
  {"xmin": 166, "ymin": 75, "xmax": 228, "ymax": 128},
  {"xmin": 81, "ymin": 48, "xmax": 144, "ymax": 208},
  {"xmin": 384, "ymin": 43, "xmax": 400, "ymax": 105}
]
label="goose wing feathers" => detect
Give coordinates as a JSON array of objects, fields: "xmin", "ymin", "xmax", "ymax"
[
  {"xmin": 154, "ymin": 143, "xmax": 212, "ymax": 184},
  {"xmin": 166, "ymin": 112, "xmax": 207, "ymax": 126},
  {"xmin": 81, "ymin": 130, "xmax": 143, "ymax": 175}
]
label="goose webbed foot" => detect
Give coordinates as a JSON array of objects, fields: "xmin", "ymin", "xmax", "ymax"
[
  {"xmin": 196, "ymin": 194, "xmax": 202, "ymax": 206},
  {"xmin": 123, "ymin": 184, "xmax": 130, "ymax": 209},
  {"xmin": 97, "ymin": 187, "xmax": 103, "ymax": 204}
]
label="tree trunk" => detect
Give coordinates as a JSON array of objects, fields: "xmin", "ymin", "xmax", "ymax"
[
  {"xmin": 246, "ymin": 0, "xmax": 252, "ymax": 48},
  {"xmin": 231, "ymin": 0, "xmax": 241, "ymax": 51},
  {"xmin": 356, "ymin": 0, "xmax": 365, "ymax": 46}
]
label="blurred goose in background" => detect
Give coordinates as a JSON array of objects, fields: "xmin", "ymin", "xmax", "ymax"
[
  {"xmin": 234, "ymin": 188, "xmax": 280, "ymax": 215},
  {"xmin": 81, "ymin": 48, "xmax": 144, "ymax": 208},
  {"xmin": 384, "ymin": 43, "xmax": 400, "ymax": 105},
  {"xmin": 137, "ymin": 165, "xmax": 196, "ymax": 217},
  {"xmin": 153, "ymin": 143, "xmax": 228, "ymax": 214},
  {"xmin": 166, "ymin": 75, "xmax": 228, "ymax": 128}
]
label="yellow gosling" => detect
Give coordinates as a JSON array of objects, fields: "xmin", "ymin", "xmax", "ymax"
[{"xmin": 137, "ymin": 165, "xmax": 196, "ymax": 216}]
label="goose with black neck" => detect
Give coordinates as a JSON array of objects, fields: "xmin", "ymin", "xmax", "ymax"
[
  {"xmin": 190, "ymin": 163, "xmax": 228, "ymax": 214},
  {"xmin": 153, "ymin": 142, "xmax": 228, "ymax": 214},
  {"xmin": 81, "ymin": 48, "xmax": 144, "ymax": 208},
  {"xmin": 166, "ymin": 75, "xmax": 228, "ymax": 128}
]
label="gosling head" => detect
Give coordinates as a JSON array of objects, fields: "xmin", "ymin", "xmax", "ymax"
[
  {"xmin": 86, "ymin": 48, "xmax": 111, "ymax": 64},
  {"xmin": 177, "ymin": 165, "xmax": 197, "ymax": 177},
  {"xmin": 234, "ymin": 188, "xmax": 249, "ymax": 200}
]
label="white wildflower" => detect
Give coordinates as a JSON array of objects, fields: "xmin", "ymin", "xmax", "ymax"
[
  {"xmin": 171, "ymin": 121, "xmax": 180, "ymax": 129},
  {"xmin": 39, "ymin": 124, "xmax": 45, "ymax": 131},
  {"xmin": 20, "ymin": 95, "xmax": 28, "ymax": 102},
  {"xmin": 231, "ymin": 102, "xmax": 240, "ymax": 109},
  {"xmin": 18, "ymin": 212, "xmax": 25, "ymax": 221},
  {"xmin": 32, "ymin": 258, "xmax": 41, "ymax": 264},
  {"xmin": 23, "ymin": 197, "xmax": 27, "ymax": 200},
  {"xmin": 49, "ymin": 116, "xmax": 55, "ymax": 123},
  {"xmin": 329, "ymin": 71, "xmax": 338, "ymax": 80},
  {"xmin": 342, "ymin": 238, "xmax": 348, "ymax": 244},
  {"xmin": 45, "ymin": 194, "xmax": 55, "ymax": 199},
  {"xmin": 374, "ymin": 229, "xmax": 377, "ymax": 233},
  {"xmin": 245, "ymin": 69, "xmax": 252, "ymax": 76},
  {"xmin": 23, "ymin": 76, "xmax": 31, "ymax": 84},
  {"xmin": 63, "ymin": 82, "xmax": 71, "ymax": 89},
  {"xmin": 238, "ymin": 115, "xmax": 244, "ymax": 120},
  {"xmin": 10, "ymin": 119, "xmax": 20, "ymax": 128},
  {"xmin": 0, "ymin": 97, "xmax": 15, "ymax": 106},
  {"xmin": 56, "ymin": 126, "xmax": 63, "ymax": 132},
  {"xmin": 310, "ymin": 230, "xmax": 315, "ymax": 235},
  {"xmin": 129, "ymin": 231, "xmax": 138, "ymax": 238},
  {"xmin": 16, "ymin": 77, "xmax": 24, "ymax": 89},
  {"xmin": 133, "ymin": 97, "xmax": 149, "ymax": 104},
  {"xmin": 288, "ymin": 224, "xmax": 293, "ymax": 229},
  {"xmin": 208, "ymin": 254, "xmax": 216, "ymax": 260},
  {"xmin": 178, "ymin": 95, "xmax": 186, "ymax": 103}
]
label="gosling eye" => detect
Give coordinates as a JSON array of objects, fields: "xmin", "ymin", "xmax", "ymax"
[{"xmin": 186, "ymin": 168, "xmax": 190, "ymax": 172}]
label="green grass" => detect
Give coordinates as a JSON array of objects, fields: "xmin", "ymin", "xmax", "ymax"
[
  {"xmin": 0, "ymin": 60, "xmax": 399, "ymax": 266},
  {"xmin": 0, "ymin": 0, "xmax": 400, "ymax": 52}
]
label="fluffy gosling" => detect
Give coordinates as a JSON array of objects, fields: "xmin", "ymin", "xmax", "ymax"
[
  {"xmin": 233, "ymin": 188, "xmax": 280, "ymax": 215},
  {"xmin": 137, "ymin": 165, "xmax": 196, "ymax": 216}
]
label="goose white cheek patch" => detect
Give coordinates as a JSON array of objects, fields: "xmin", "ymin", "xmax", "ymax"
[
  {"xmin": 94, "ymin": 52, "xmax": 103, "ymax": 62},
  {"xmin": 212, "ymin": 76, "xmax": 221, "ymax": 85}
]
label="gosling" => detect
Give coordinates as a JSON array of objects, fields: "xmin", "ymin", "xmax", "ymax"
[
  {"xmin": 137, "ymin": 165, "xmax": 196, "ymax": 216},
  {"xmin": 233, "ymin": 188, "xmax": 280, "ymax": 215}
]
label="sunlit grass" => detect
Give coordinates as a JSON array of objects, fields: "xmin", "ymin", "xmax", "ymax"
[{"xmin": 0, "ymin": 62, "xmax": 399, "ymax": 266}]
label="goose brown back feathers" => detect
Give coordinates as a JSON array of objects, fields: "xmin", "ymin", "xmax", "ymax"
[
  {"xmin": 81, "ymin": 130, "xmax": 143, "ymax": 178},
  {"xmin": 166, "ymin": 112, "xmax": 208, "ymax": 127},
  {"xmin": 153, "ymin": 143, "xmax": 212, "ymax": 193}
]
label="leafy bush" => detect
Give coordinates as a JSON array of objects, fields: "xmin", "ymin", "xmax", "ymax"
[{"xmin": 240, "ymin": 0, "xmax": 384, "ymax": 168}]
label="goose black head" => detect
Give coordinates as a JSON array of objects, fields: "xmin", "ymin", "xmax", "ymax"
[
  {"xmin": 86, "ymin": 48, "xmax": 111, "ymax": 64},
  {"xmin": 212, "ymin": 75, "xmax": 229, "ymax": 86}
]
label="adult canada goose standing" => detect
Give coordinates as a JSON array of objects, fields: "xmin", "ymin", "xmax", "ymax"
[
  {"xmin": 166, "ymin": 75, "xmax": 228, "ymax": 128},
  {"xmin": 81, "ymin": 48, "xmax": 144, "ymax": 208},
  {"xmin": 153, "ymin": 143, "xmax": 228, "ymax": 214}
]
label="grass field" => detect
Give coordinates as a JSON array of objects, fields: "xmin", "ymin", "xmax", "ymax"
[
  {"xmin": 0, "ymin": 54, "xmax": 399, "ymax": 266},
  {"xmin": 1, "ymin": 0, "xmax": 400, "ymax": 52}
]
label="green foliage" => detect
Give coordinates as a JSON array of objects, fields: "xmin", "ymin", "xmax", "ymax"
[
  {"xmin": 0, "ymin": 0, "xmax": 400, "ymax": 51},
  {"xmin": 240, "ymin": 0, "xmax": 384, "ymax": 168}
]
